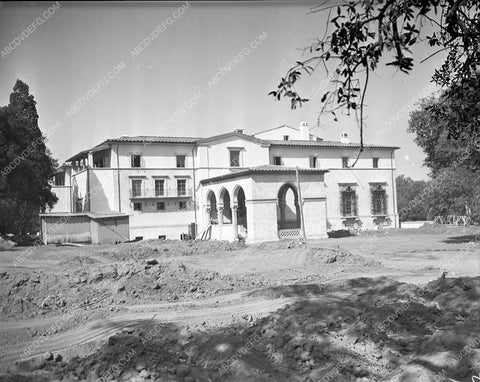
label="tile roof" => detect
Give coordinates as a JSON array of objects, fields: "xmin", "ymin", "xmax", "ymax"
[
  {"xmin": 268, "ymin": 140, "xmax": 400, "ymax": 149},
  {"xmin": 200, "ymin": 165, "xmax": 328, "ymax": 185},
  {"xmin": 195, "ymin": 131, "xmax": 270, "ymax": 146},
  {"xmin": 107, "ymin": 136, "xmax": 199, "ymax": 144}
]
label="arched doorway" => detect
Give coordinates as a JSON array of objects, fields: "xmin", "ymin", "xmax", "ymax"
[
  {"xmin": 206, "ymin": 190, "xmax": 218, "ymax": 224},
  {"xmin": 277, "ymin": 183, "xmax": 300, "ymax": 229},
  {"xmin": 233, "ymin": 186, "xmax": 248, "ymax": 240},
  {"xmin": 219, "ymin": 188, "xmax": 232, "ymax": 224}
]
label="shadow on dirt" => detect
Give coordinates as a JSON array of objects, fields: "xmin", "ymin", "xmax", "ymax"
[
  {"xmin": 442, "ymin": 234, "xmax": 479, "ymax": 244},
  {"xmin": 13, "ymin": 276, "xmax": 480, "ymax": 382}
]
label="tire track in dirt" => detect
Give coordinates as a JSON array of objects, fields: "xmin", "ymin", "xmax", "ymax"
[{"xmin": 0, "ymin": 296, "xmax": 295, "ymax": 367}]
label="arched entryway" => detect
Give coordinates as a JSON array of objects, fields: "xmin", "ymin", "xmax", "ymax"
[
  {"xmin": 206, "ymin": 190, "xmax": 218, "ymax": 224},
  {"xmin": 277, "ymin": 183, "xmax": 300, "ymax": 230},
  {"xmin": 219, "ymin": 188, "xmax": 232, "ymax": 224},
  {"xmin": 234, "ymin": 186, "xmax": 248, "ymax": 240}
]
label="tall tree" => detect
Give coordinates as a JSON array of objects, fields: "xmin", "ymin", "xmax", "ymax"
[
  {"xmin": 269, "ymin": 0, "xmax": 480, "ymax": 161},
  {"xmin": 408, "ymin": 77, "xmax": 480, "ymax": 221},
  {"xmin": 0, "ymin": 80, "xmax": 57, "ymax": 235}
]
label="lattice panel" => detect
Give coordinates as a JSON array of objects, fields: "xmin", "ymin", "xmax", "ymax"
[{"xmin": 278, "ymin": 229, "xmax": 302, "ymax": 240}]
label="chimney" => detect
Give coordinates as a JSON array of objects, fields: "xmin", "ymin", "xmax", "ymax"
[
  {"xmin": 340, "ymin": 132, "xmax": 350, "ymax": 144},
  {"xmin": 234, "ymin": 128, "xmax": 245, "ymax": 134},
  {"xmin": 299, "ymin": 121, "xmax": 310, "ymax": 141}
]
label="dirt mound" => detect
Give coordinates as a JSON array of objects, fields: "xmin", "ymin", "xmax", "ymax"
[
  {"xmin": 23, "ymin": 276, "xmax": 480, "ymax": 381},
  {"xmin": 307, "ymin": 246, "xmax": 383, "ymax": 268},
  {"xmin": 105, "ymin": 240, "xmax": 246, "ymax": 262}
]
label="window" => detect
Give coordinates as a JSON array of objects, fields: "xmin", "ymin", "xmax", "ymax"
[
  {"xmin": 371, "ymin": 185, "xmax": 387, "ymax": 215},
  {"xmin": 179, "ymin": 201, "xmax": 187, "ymax": 210},
  {"xmin": 94, "ymin": 156, "xmax": 108, "ymax": 168},
  {"xmin": 157, "ymin": 202, "xmax": 165, "ymax": 211},
  {"xmin": 131, "ymin": 154, "xmax": 142, "ymax": 168},
  {"xmin": 131, "ymin": 179, "xmax": 142, "ymax": 197},
  {"xmin": 155, "ymin": 179, "xmax": 165, "ymax": 196},
  {"xmin": 340, "ymin": 186, "xmax": 357, "ymax": 216},
  {"xmin": 273, "ymin": 156, "xmax": 282, "ymax": 166},
  {"xmin": 373, "ymin": 158, "xmax": 379, "ymax": 168},
  {"xmin": 176, "ymin": 155, "xmax": 186, "ymax": 168},
  {"xmin": 230, "ymin": 150, "xmax": 240, "ymax": 167},
  {"xmin": 309, "ymin": 156, "xmax": 318, "ymax": 168},
  {"xmin": 54, "ymin": 174, "xmax": 64, "ymax": 186},
  {"xmin": 177, "ymin": 179, "xmax": 187, "ymax": 196},
  {"xmin": 133, "ymin": 202, "xmax": 142, "ymax": 211},
  {"xmin": 283, "ymin": 135, "xmax": 289, "ymax": 141},
  {"xmin": 342, "ymin": 157, "xmax": 349, "ymax": 168}
]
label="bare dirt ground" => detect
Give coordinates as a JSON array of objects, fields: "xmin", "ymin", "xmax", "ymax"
[{"xmin": 0, "ymin": 225, "xmax": 479, "ymax": 381}]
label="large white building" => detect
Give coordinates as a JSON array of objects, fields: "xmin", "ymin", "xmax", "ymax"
[{"xmin": 43, "ymin": 123, "xmax": 399, "ymax": 244}]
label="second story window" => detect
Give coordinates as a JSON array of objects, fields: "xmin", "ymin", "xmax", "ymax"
[
  {"xmin": 155, "ymin": 179, "xmax": 165, "ymax": 196},
  {"xmin": 177, "ymin": 179, "xmax": 187, "ymax": 196},
  {"xmin": 230, "ymin": 150, "xmax": 240, "ymax": 167},
  {"xmin": 273, "ymin": 156, "xmax": 282, "ymax": 166},
  {"xmin": 131, "ymin": 154, "xmax": 142, "ymax": 168},
  {"xmin": 283, "ymin": 135, "xmax": 289, "ymax": 141},
  {"xmin": 310, "ymin": 156, "xmax": 317, "ymax": 168},
  {"xmin": 342, "ymin": 157, "xmax": 349, "ymax": 168},
  {"xmin": 131, "ymin": 179, "xmax": 142, "ymax": 197},
  {"xmin": 176, "ymin": 155, "xmax": 186, "ymax": 168},
  {"xmin": 373, "ymin": 158, "xmax": 379, "ymax": 168},
  {"xmin": 54, "ymin": 174, "xmax": 65, "ymax": 186}
]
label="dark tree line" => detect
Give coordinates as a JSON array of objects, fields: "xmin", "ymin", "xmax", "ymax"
[{"xmin": 0, "ymin": 80, "xmax": 57, "ymax": 236}]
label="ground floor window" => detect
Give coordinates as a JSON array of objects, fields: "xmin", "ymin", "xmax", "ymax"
[
  {"xmin": 133, "ymin": 202, "xmax": 142, "ymax": 211},
  {"xmin": 157, "ymin": 202, "xmax": 165, "ymax": 211},
  {"xmin": 340, "ymin": 185, "xmax": 357, "ymax": 216},
  {"xmin": 179, "ymin": 201, "xmax": 187, "ymax": 210},
  {"xmin": 371, "ymin": 185, "xmax": 387, "ymax": 215}
]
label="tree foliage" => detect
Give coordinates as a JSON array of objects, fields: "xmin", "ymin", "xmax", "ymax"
[
  {"xmin": 270, "ymin": 0, "xmax": 480, "ymax": 154},
  {"xmin": 0, "ymin": 80, "xmax": 58, "ymax": 235},
  {"xmin": 396, "ymin": 175, "xmax": 430, "ymax": 221},
  {"xmin": 408, "ymin": 76, "xmax": 480, "ymax": 221}
]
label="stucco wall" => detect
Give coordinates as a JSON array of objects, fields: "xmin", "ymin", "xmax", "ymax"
[
  {"xmin": 114, "ymin": 143, "xmax": 195, "ymax": 168},
  {"xmin": 197, "ymin": 137, "xmax": 270, "ymax": 169},
  {"xmin": 72, "ymin": 170, "xmax": 88, "ymax": 211},
  {"xmin": 129, "ymin": 202, "xmax": 195, "ymax": 240},
  {"xmin": 50, "ymin": 186, "xmax": 71, "ymax": 213},
  {"xmin": 89, "ymin": 169, "xmax": 118, "ymax": 212},
  {"xmin": 325, "ymin": 169, "xmax": 398, "ymax": 230}
]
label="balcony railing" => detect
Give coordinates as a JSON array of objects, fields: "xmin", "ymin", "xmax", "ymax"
[{"xmin": 129, "ymin": 188, "xmax": 192, "ymax": 198}]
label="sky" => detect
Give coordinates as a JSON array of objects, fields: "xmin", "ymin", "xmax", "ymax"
[{"xmin": 0, "ymin": 1, "xmax": 448, "ymax": 180}]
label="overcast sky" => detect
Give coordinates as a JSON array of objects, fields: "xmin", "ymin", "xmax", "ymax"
[{"xmin": 0, "ymin": 1, "xmax": 447, "ymax": 179}]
